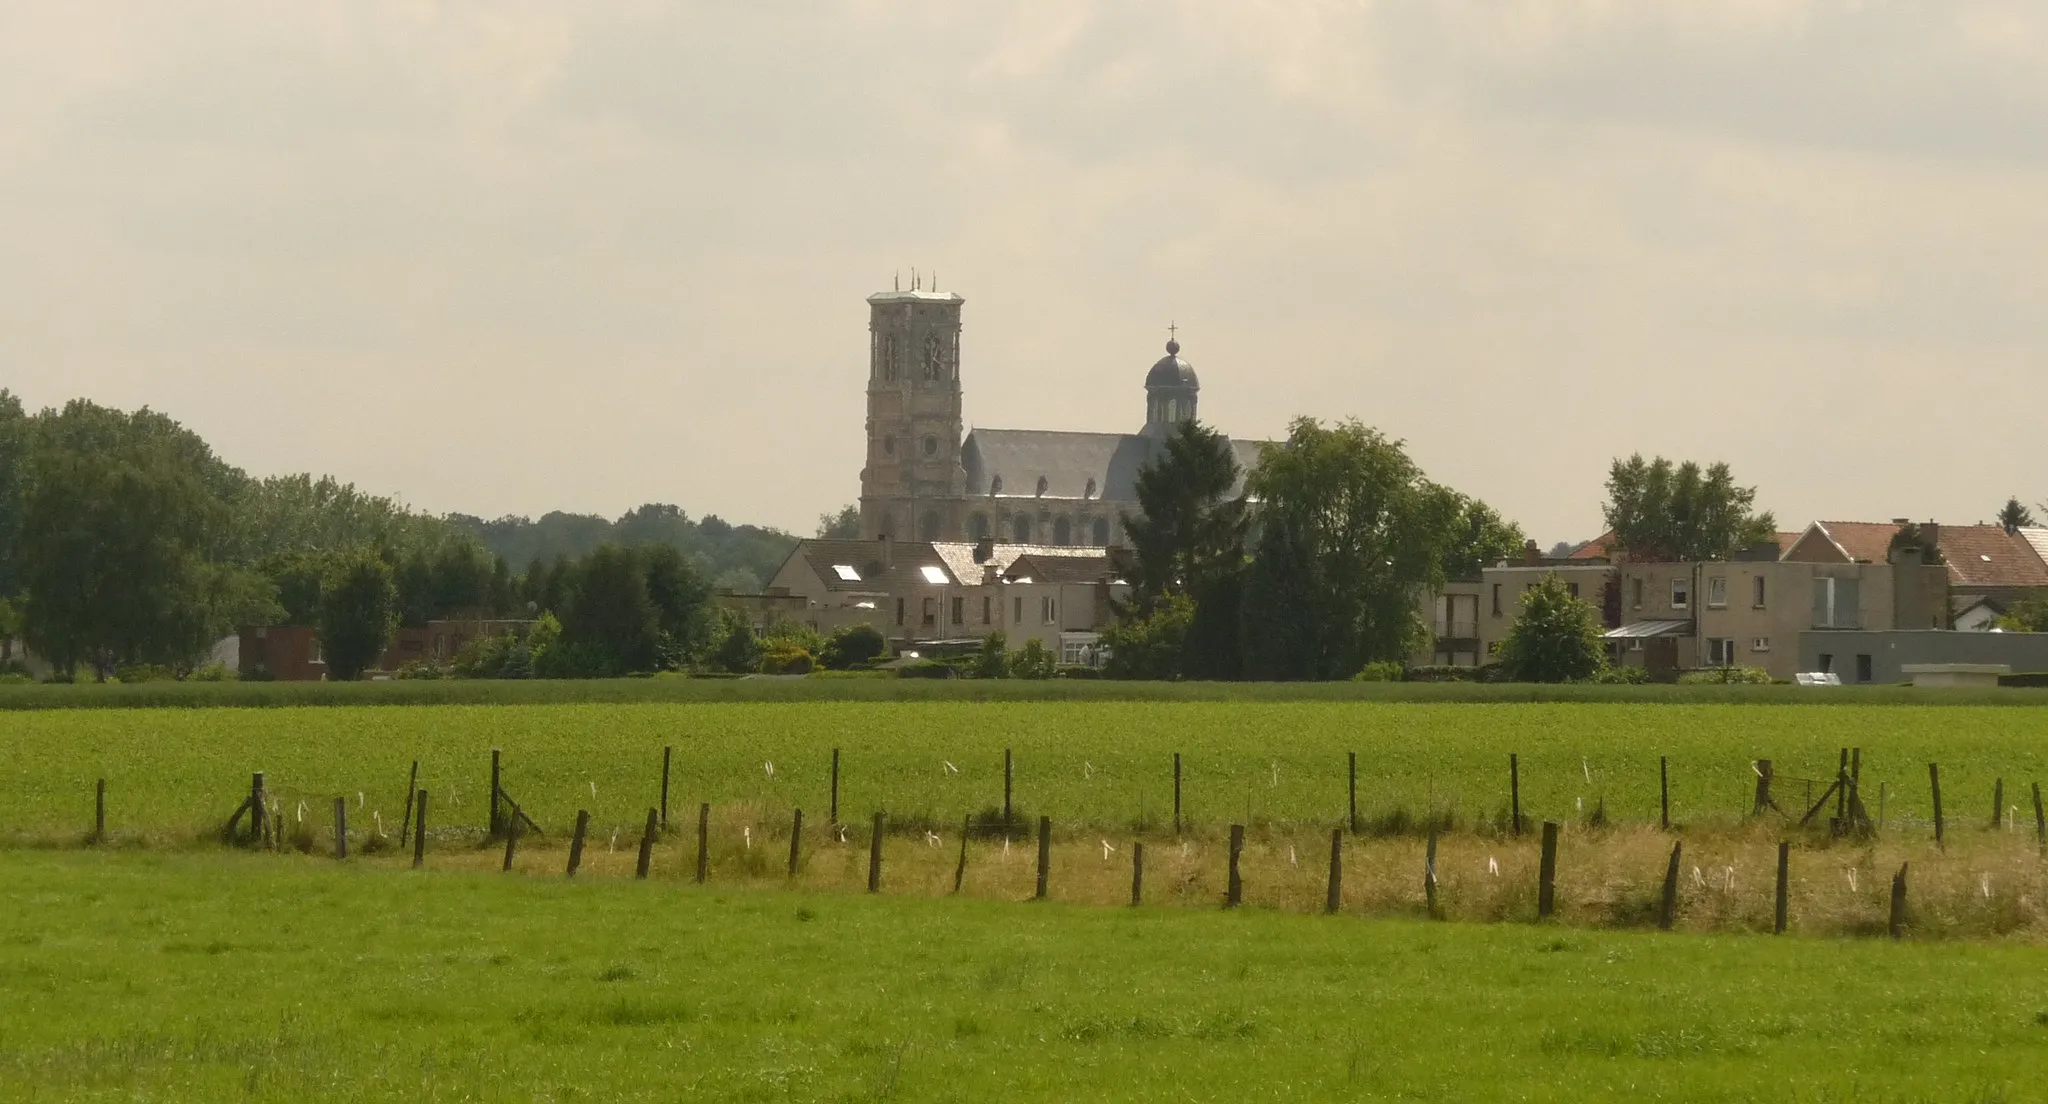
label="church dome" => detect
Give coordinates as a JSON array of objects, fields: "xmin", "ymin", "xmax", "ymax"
[{"xmin": 1145, "ymin": 339, "xmax": 1199, "ymax": 390}]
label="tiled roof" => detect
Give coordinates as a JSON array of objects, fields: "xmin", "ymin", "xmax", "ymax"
[
  {"xmin": 1003, "ymin": 553, "xmax": 1115, "ymax": 585},
  {"xmin": 928, "ymin": 542, "xmax": 1097, "ymax": 586},
  {"xmin": 1567, "ymin": 531, "xmax": 1616, "ymax": 560},
  {"xmin": 789, "ymin": 539, "xmax": 956, "ymax": 592},
  {"xmin": 2019, "ymin": 528, "xmax": 2048, "ymax": 574},
  {"xmin": 1939, "ymin": 525, "xmax": 2048, "ymax": 589},
  {"xmin": 1807, "ymin": 521, "xmax": 1902, "ymax": 563}
]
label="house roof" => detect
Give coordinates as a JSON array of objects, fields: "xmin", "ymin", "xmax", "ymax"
[
  {"xmin": 785, "ymin": 538, "xmax": 958, "ymax": 593},
  {"xmin": 1940, "ymin": 525, "xmax": 2048, "ymax": 589},
  {"xmin": 928, "ymin": 542, "xmax": 1099, "ymax": 586},
  {"xmin": 1793, "ymin": 521, "xmax": 1902, "ymax": 563},
  {"xmin": 961, "ymin": 428, "xmax": 1273, "ymax": 503},
  {"xmin": 1003, "ymin": 553, "xmax": 1116, "ymax": 586},
  {"xmin": 1567, "ymin": 531, "xmax": 1615, "ymax": 561}
]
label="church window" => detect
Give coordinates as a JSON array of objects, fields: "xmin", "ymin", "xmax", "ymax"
[
  {"xmin": 1035, "ymin": 476, "xmax": 1049, "ymax": 497},
  {"xmin": 1084, "ymin": 478, "xmax": 1096, "ymax": 499},
  {"xmin": 1053, "ymin": 517, "xmax": 1072, "ymax": 546},
  {"xmin": 1012, "ymin": 515, "xmax": 1031, "ymax": 543},
  {"xmin": 921, "ymin": 436, "xmax": 938, "ymax": 458},
  {"xmin": 1092, "ymin": 518, "xmax": 1111, "ymax": 546},
  {"xmin": 882, "ymin": 437, "xmax": 896, "ymax": 456},
  {"xmin": 968, "ymin": 513, "xmax": 990, "ymax": 540},
  {"xmin": 918, "ymin": 511, "xmax": 941, "ymax": 541}
]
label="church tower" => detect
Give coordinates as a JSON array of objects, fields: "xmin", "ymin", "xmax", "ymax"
[
  {"xmin": 1141, "ymin": 329, "xmax": 1199, "ymax": 437},
  {"xmin": 859, "ymin": 280, "xmax": 967, "ymax": 542}
]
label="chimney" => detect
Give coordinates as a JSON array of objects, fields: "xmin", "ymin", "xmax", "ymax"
[
  {"xmin": 1522, "ymin": 539, "xmax": 1542, "ymax": 566},
  {"xmin": 982, "ymin": 564, "xmax": 1000, "ymax": 586},
  {"xmin": 1922, "ymin": 520, "xmax": 1940, "ymax": 556},
  {"xmin": 879, "ymin": 535, "xmax": 893, "ymax": 569},
  {"xmin": 973, "ymin": 535, "xmax": 995, "ymax": 564}
]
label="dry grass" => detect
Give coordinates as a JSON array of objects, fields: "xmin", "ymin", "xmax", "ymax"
[{"xmin": 264, "ymin": 801, "xmax": 2048, "ymax": 942}]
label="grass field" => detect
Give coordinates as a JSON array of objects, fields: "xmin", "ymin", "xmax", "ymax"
[
  {"xmin": 7, "ymin": 700, "xmax": 2048, "ymax": 842},
  {"xmin": 2, "ymin": 848, "xmax": 2044, "ymax": 1102}
]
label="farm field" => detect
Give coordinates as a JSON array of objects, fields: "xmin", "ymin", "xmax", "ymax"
[
  {"xmin": 2, "ymin": 849, "xmax": 2044, "ymax": 1103},
  {"xmin": 6, "ymin": 700, "xmax": 2048, "ymax": 842}
]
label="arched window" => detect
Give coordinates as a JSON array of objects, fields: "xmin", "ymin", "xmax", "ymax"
[
  {"xmin": 1092, "ymin": 517, "xmax": 1111, "ymax": 546},
  {"xmin": 1012, "ymin": 515, "xmax": 1032, "ymax": 543},
  {"xmin": 1053, "ymin": 516, "xmax": 1072, "ymax": 546},
  {"xmin": 919, "ymin": 511, "xmax": 941, "ymax": 541},
  {"xmin": 968, "ymin": 513, "xmax": 991, "ymax": 540},
  {"xmin": 1036, "ymin": 476, "xmax": 1049, "ymax": 497}
]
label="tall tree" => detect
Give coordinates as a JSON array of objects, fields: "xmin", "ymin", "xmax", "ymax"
[
  {"xmin": 1118, "ymin": 422, "xmax": 1252, "ymax": 679},
  {"xmin": 642, "ymin": 542, "xmax": 714, "ymax": 663},
  {"xmin": 1439, "ymin": 496, "xmax": 1527, "ymax": 579},
  {"xmin": 0, "ymin": 390, "xmax": 27, "ymax": 599},
  {"xmin": 1602, "ymin": 455, "xmax": 1774, "ymax": 562},
  {"xmin": 1998, "ymin": 497, "xmax": 2036, "ymax": 534},
  {"xmin": 1239, "ymin": 419, "xmax": 1463, "ymax": 680},
  {"xmin": 816, "ymin": 504, "xmax": 861, "ymax": 539},
  {"xmin": 561, "ymin": 544, "xmax": 659, "ymax": 675},
  {"xmin": 319, "ymin": 548, "xmax": 398, "ymax": 681}
]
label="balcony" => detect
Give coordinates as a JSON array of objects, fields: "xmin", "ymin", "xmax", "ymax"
[
  {"xmin": 1811, "ymin": 613, "xmax": 1862, "ymax": 630},
  {"xmin": 1433, "ymin": 619, "xmax": 1480, "ymax": 642}
]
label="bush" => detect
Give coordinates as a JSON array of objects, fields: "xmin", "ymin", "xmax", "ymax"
[
  {"xmin": 394, "ymin": 660, "xmax": 447, "ymax": 680},
  {"xmin": 1354, "ymin": 660, "xmax": 1404, "ymax": 682},
  {"xmin": 0, "ymin": 672, "xmax": 30, "ymax": 686},
  {"xmin": 187, "ymin": 662, "xmax": 237, "ymax": 683},
  {"xmin": 705, "ymin": 609, "xmax": 761, "ymax": 674},
  {"xmin": 760, "ymin": 645, "xmax": 816, "ymax": 675},
  {"xmin": 1593, "ymin": 665, "xmax": 1650, "ymax": 685},
  {"xmin": 1404, "ymin": 665, "xmax": 1483, "ymax": 683},
  {"xmin": 1678, "ymin": 666, "xmax": 1771, "ymax": 685},
  {"xmin": 974, "ymin": 632, "xmax": 1009, "ymax": 680},
  {"xmin": 1008, "ymin": 638, "xmax": 1058, "ymax": 680},
  {"xmin": 1101, "ymin": 594, "xmax": 1193, "ymax": 680},
  {"xmin": 1057, "ymin": 665, "xmax": 1102, "ymax": 679},
  {"xmin": 896, "ymin": 659, "xmax": 957, "ymax": 679},
  {"xmin": 115, "ymin": 663, "xmax": 178, "ymax": 684},
  {"xmin": 821, "ymin": 624, "xmax": 887, "ymax": 671}
]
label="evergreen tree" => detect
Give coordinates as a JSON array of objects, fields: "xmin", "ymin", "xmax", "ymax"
[{"xmin": 318, "ymin": 548, "xmax": 398, "ymax": 681}]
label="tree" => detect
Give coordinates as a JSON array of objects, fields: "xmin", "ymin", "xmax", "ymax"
[
  {"xmin": 1439, "ymin": 496, "xmax": 1527, "ymax": 579},
  {"xmin": 1239, "ymin": 419, "xmax": 1463, "ymax": 680},
  {"xmin": 1008, "ymin": 638, "xmax": 1057, "ymax": 679},
  {"xmin": 1101, "ymin": 592, "xmax": 1194, "ymax": 680},
  {"xmin": 1602, "ymin": 455, "xmax": 1774, "ymax": 562},
  {"xmin": 643, "ymin": 543, "xmax": 714, "ymax": 664},
  {"xmin": 318, "ymin": 548, "xmax": 398, "ymax": 681},
  {"xmin": 0, "ymin": 390, "xmax": 27, "ymax": 600},
  {"xmin": 817, "ymin": 504, "xmax": 861, "ymax": 539},
  {"xmin": 18, "ymin": 403, "xmax": 237, "ymax": 678},
  {"xmin": 1998, "ymin": 497, "xmax": 2036, "ymax": 534},
  {"xmin": 1496, "ymin": 573, "xmax": 1607, "ymax": 683},
  {"xmin": 1119, "ymin": 421, "xmax": 1251, "ymax": 678},
  {"xmin": 561, "ymin": 544, "xmax": 660, "ymax": 675},
  {"xmin": 706, "ymin": 607, "xmax": 761, "ymax": 673},
  {"xmin": 821, "ymin": 623, "xmax": 886, "ymax": 670},
  {"xmin": 1999, "ymin": 597, "xmax": 2048, "ymax": 633}
]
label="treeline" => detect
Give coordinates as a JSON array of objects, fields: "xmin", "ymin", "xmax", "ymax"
[{"xmin": 447, "ymin": 506, "xmax": 795, "ymax": 595}]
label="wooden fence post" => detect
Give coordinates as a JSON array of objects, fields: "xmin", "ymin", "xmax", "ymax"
[
  {"xmin": 1659, "ymin": 756, "xmax": 1670, "ymax": 831},
  {"xmin": 1226, "ymin": 824, "xmax": 1245, "ymax": 907},
  {"xmin": 502, "ymin": 804, "xmax": 521, "ymax": 872},
  {"xmin": 661, "ymin": 745, "xmax": 673, "ymax": 830},
  {"xmin": 1774, "ymin": 841, "xmax": 1789, "ymax": 935},
  {"xmin": 1348, "ymin": 752, "xmax": 1359, "ymax": 835},
  {"xmin": 411, "ymin": 790, "xmax": 428, "ymax": 869},
  {"xmin": 94, "ymin": 778, "xmax": 106, "ymax": 843},
  {"xmin": 790, "ymin": 808, "xmax": 805, "ymax": 879},
  {"xmin": 830, "ymin": 748, "xmax": 840, "ymax": 825},
  {"xmin": 635, "ymin": 808, "xmax": 657, "ymax": 879},
  {"xmin": 399, "ymin": 760, "xmax": 418, "ymax": 847},
  {"xmin": 1537, "ymin": 821, "xmax": 1559, "ymax": 920},
  {"xmin": 867, "ymin": 812, "xmax": 883, "ymax": 893},
  {"xmin": 1173, "ymin": 753, "xmax": 1183, "ymax": 834},
  {"xmin": 1004, "ymin": 748, "xmax": 1015, "ymax": 834},
  {"xmin": 333, "ymin": 796, "xmax": 347, "ymax": 860},
  {"xmin": 1325, "ymin": 828, "xmax": 1343, "ymax": 915},
  {"xmin": 249, "ymin": 772, "xmax": 267, "ymax": 848},
  {"xmin": 567, "ymin": 810, "xmax": 589, "ymax": 876},
  {"xmin": 1658, "ymin": 840, "xmax": 1681, "ymax": 931},
  {"xmin": 489, "ymin": 748, "xmax": 503, "ymax": 838},
  {"xmin": 1424, "ymin": 829, "xmax": 1440, "ymax": 919},
  {"xmin": 1130, "ymin": 841, "xmax": 1144, "ymax": 907},
  {"xmin": 1889, "ymin": 862, "xmax": 1908, "ymax": 940},
  {"xmin": 1992, "ymin": 777, "xmax": 2005, "ymax": 831},
  {"xmin": 1929, "ymin": 763, "xmax": 1944, "ymax": 848},
  {"xmin": 1034, "ymin": 815, "xmax": 1051, "ymax": 900},
  {"xmin": 695, "ymin": 802, "xmax": 710, "ymax": 884},
  {"xmin": 952, "ymin": 813, "xmax": 967, "ymax": 893},
  {"xmin": 2034, "ymin": 782, "xmax": 2046, "ymax": 851},
  {"xmin": 1510, "ymin": 754, "xmax": 1522, "ymax": 837},
  {"xmin": 1753, "ymin": 759, "xmax": 1776, "ymax": 816}
]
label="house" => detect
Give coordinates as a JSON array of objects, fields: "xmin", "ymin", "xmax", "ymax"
[
  {"xmin": 1781, "ymin": 519, "xmax": 2048, "ymax": 625},
  {"xmin": 1419, "ymin": 541, "xmax": 1618, "ymax": 668},
  {"xmin": 764, "ymin": 536, "xmax": 1125, "ymax": 663}
]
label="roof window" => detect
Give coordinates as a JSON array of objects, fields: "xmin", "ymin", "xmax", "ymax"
[
  {"xmin": 832, "ymin": 564, "xmax": 861, "ymax": 582},
  {"xmin": 920, "ymin": 565, "xmax": 949, "ymax": 585}
]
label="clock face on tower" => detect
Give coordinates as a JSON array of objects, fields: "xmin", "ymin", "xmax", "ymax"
[{"xmin": 922, "ymin": 332, "xmax": 947, "ymax": 380}]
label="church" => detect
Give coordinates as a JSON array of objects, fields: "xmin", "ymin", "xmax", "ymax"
[{"xmin": 857, "ymin": 282, "xmax": 1271, "ymax": 548}]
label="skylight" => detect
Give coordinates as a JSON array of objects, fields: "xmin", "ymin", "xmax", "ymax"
[
  {"xmin": 832, "ymin": 564, "xmax": 861, "ymax": 582},
  {"xmin": 920, "ymin": 565, "xmax": 949, "ymax": 585}
]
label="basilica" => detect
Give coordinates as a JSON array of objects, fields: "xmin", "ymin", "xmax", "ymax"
[{"xmin": 857, "ymin": 283, "xmax": 1270, "ymax": 548}]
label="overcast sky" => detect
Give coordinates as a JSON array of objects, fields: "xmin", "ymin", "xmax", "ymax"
[{"xmin": 6, "ymin": 2, "xmax": 2046, "ymax": 545}]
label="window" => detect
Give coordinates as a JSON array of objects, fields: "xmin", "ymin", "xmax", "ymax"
[
  {"xmin": 1751, "ymin": 637, "xmax": 1771, "ymax": 652},
  {"xmin": 1813, "ymin": 577, "xmax": 1861, "ymax": 629},
  {"xmin": 1054, "ymin": 516, "xmax": 1072, "ymax": 545},
  {"xmin": 1705, "ymin": 638, "xmax": 1733, "ymax": 666},
  {"xmin": 919, "ymin": 565, "xmax": 948, "ymax": 585},
  {"xmin": 968, "ymin": 513, "xmax": 990, "ymax": 541},
  {"xmin": 1014, "ymin": 596, "xmax": 1024, "ymax": 624},
  {"xmin": 1671, "ymin": 578, "xmax": 1689, "ymax": 610},
  {"xmin": 832, "ymin": 564, "xmax": 861, "ymax": 583},
  {"xmin": 951, "ymin": 597, "xmax": 964, "ymax": 625},
  {"xmin": 1012, "ymin": 516, "xmax": 1031, "ymax": 543},
  {"xmin": 981, "ymin": 596, "xmax": 992, "ymax": 624},
  {"xmin": 1707, "ymin": 577, "xmax": 1727, "ymax": 608},
  {"xmin": 1855, "ymin": 654, "xmax": 1873, "ymax": 684},
  {"xmin": 1631, "ymin": 578, "xmax": 1644, "ymax": 609},
  {"xmin": 1092, "ymin": 518, "xmax": 1110, "ymax": 546},
  {"xmin": 1817, "ymin": 653, "xmax": 1833, "ymax": 674},
  {"xmin": 918, "ymin": 511, "xmax": 941, "ymax": 541},
  {"xmin": 895, "ymin": 598, "xmax": 905, "ymax": 626},
  {"xmin": 308, "ymin": 638, "xmax": 324, "ymax": 664},
  {"xmin": 1042, "ymin": 597, "xmax": 1057, "ymax": 624},
  {"xmin": 883, "ymin": 437, "xmax": 896, "ymax": 456},
  {"xmin": 921, "ymin": 436, "xmax": 938, "ymax": 457},
  {"xmin": 1752, "ymin": 575, "xmax": 1767, "ymax": 609},
  {"xmin": 1491, "ymin": 584, "xmax": 1502, "ymax": 617},
  {"xmin": 921, "ymin": 597, "xmax": 936, "ymax": 627},
  {"xmin": 1567, "ymin": 582, "xmax": 1580, "ymax": 598}
]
